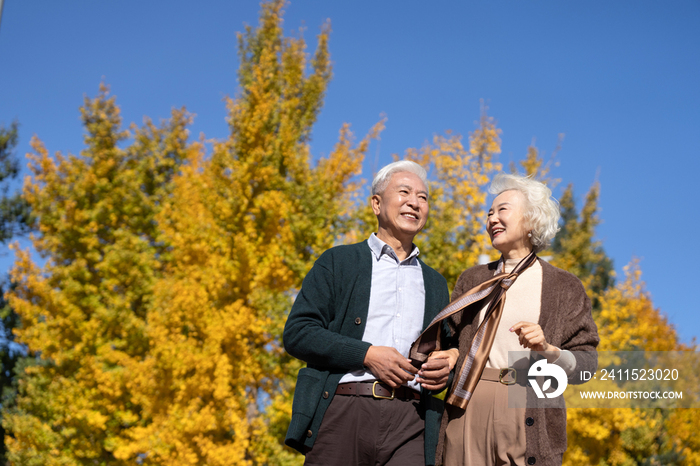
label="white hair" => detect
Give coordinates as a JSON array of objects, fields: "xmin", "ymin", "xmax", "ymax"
[
  {"xmin": 371, "ymin": 160, "xmax": 428, "ymax": 195},
  {"xmin": 489, "ymin": 173, "xmax": 560, "ymax": 253}
]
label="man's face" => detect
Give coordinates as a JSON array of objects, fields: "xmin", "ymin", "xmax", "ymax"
[{"xmin": 371, "ymin": 171, "xmax": 429, "ymax": 242}]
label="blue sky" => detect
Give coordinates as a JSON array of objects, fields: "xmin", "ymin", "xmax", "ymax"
[{"xmin": 1, "ymin": 1, "xmax": 698, "ymax": 343}]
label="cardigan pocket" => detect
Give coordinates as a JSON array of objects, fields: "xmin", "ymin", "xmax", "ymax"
[
  {"xmin": 285, "ymin": 367, "xmax": 327, "ymax": 451},
  {"xmin": 291, "ymin": 367, "xmax": 326, "ymax": 416}
]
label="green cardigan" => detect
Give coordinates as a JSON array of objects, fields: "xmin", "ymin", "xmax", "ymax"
[{"xmin": 283, "ymin": 240, "xmax": 450, "ymax": 465}]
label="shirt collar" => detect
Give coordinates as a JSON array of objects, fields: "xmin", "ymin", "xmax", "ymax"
[{"xmin": 368, "ymin": 233, "xmax": 420, "ymax": 262}]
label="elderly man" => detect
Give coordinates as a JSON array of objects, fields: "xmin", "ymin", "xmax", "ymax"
[{"xmin": 284, "ymin": 160, "xmax": 451, "ymax": 466}]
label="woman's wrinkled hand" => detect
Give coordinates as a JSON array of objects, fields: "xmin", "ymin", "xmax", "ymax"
[
  {"xmin": 510, "ymin": 321, "xmax": 561, "ymax": 362},
  {"xmin": 426, "ymin": 348, "xmax": 460, "ymax": 371},
  {"xmin": 415, "ymin": 348, "xmax": 460, "ymax": 390}
]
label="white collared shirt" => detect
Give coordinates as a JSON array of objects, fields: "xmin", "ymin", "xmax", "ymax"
[{"xmin": 339, "ymin": 234, "xmax": 426, "ymax": 390}]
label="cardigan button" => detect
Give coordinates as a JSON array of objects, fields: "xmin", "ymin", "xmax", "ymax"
[
  {"xmin": 354, "ymin": 317, "xmax": 362, "ymax": 325},
  {"xmin": 525, "ymin": 417, "xmax": 535, "ymax": 426},
  {"xmin": 323, "ymin": 391, "xmax": 329, "ymax": 399},
  {"xmin": 306, "ymin": 430, "xmax": 313, "ymax": 438},
  {"xmin": 527, "ymin": 457, "xmax": 536, "ymax": 465}
]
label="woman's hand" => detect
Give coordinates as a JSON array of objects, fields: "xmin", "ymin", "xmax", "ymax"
[
  {"xmin": 427, "ymin": 348, "xmax": 460, "ymax": 371},
  {"xmin": 510, "ymin": 321, "xmax": 561, "ymax": 363},
  {"xmin": 416, "ymin": 348, "xmax": 460, "ymax": 390}
]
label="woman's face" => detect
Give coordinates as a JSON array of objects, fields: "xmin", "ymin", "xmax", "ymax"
[{"xmin": 486, "ymin": 190, "xmax": 532, "ymax": 259}]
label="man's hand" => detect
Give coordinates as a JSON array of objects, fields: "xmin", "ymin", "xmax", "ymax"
[
  {"xmin": 363, "ymin": 346, "xmax": 418, "ymax": 388},
  {"xmin": 416, "ymin": 354, "xmax": 452, "ymax": 391}
]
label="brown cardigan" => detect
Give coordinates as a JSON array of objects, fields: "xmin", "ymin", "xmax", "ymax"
[{"xmin": 435, "ymin": 258, "xmax": 599, "ymax": 466}]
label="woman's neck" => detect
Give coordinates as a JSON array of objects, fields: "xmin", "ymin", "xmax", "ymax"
[{"xmin": 500, "ymin": 246, "xmax": 533, "ymax": 261}]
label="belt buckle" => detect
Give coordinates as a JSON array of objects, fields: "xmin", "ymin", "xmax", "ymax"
[
  {"xmin": 372, "ymin": 381, "xmax": 395, "ymax": 400},
  {"xmin": 499, "ymin": 368, "xmax": 516, "ymax": 385}
]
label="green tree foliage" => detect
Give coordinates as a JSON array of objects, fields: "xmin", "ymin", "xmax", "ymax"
[
  {"xmin": 0, "ymin": 280, "xmax": 24, "ymax": 465},
  {"xmin": 0, "ymin": 120, "xmax": 33, "ymax": 465},
  {"xmin": 551, "ymin": 183, "xmax": 614, "ymax": 305},
  {"xmin": 0, "ymin": 121, "xmax": 31, "ymax": 242}
]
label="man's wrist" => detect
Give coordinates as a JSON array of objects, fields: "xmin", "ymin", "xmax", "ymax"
[{"xmin": 362, "ymin": 344, "xmax": 374, "ymax": 368}]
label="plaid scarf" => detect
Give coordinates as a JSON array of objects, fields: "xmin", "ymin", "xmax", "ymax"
[{"xmin": 409, "ymin": 252, "xmax": 537, "ymax": 409}]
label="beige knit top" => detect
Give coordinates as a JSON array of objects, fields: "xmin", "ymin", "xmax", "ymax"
[{"xmin": 480, "ymin": 258, "xmax": 576, "ymax": 374}]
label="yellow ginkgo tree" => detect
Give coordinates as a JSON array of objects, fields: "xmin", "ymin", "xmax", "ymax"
[
  {"xmin": 6, "ymin": 85, "xmax": 193, "ymax": 465},
  {"xmin": 6, "ymin": 1, "xmax": 378, "ymax": 464}
]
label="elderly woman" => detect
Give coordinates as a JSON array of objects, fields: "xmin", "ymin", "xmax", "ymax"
[{"xmin": 427, "ymin": 173, "xmax": 599, "ymax": 466}]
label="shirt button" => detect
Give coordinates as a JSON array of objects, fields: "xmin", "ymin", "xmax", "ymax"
[
  {"xmin": 306, "ymin": 430, "xmax": 313, "ymax": 438},
  {"xmin": 355, "ymin": 318, "xmax": 361, "ymax": 325},
  {"xmin": 323, "ymin": 391, "xmax": 329, "ymax": 399},
  {"xmin": 525, "ymin": 417, "xmax": 535, "ymax": 426},
  {"xmin": 527, "ymin": 457, "xmax": 536, "ymax": 465}
]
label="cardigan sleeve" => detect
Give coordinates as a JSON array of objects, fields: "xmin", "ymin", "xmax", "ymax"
[
  {"xmin": 283, "ymin": 249, "xmax": 372, "ymax": 371},
  {"xmin": 544, "ymin": 265, "xmax": 600, "ymax": 384}
]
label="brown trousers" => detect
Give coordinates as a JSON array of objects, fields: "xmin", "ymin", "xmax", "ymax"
[
  {"xmin": 443, "ymin": 369, "xmax": 527, "ymax": 466},
  {"xmin": 304, "ymin": 393, "xmax": 425, "ymax": 466}
]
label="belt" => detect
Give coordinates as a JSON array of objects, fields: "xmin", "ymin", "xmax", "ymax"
[
  {"xmin": 480, "ymin": 367, "xmax": 528, "ymax": 385},
  {"xmin": 335, "ymin": 381, "xmax": 421, "ymax": 401}
]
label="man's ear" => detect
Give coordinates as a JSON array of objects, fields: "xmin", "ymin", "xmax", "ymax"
[{"xmin": 371, "ymin": 194, "xmax": 381, "ymax": 216}]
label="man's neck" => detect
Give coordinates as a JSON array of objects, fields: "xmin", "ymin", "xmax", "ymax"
[{"xmin": 375, "ymin": 230, "xmax": 414, "ymax": 261}]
